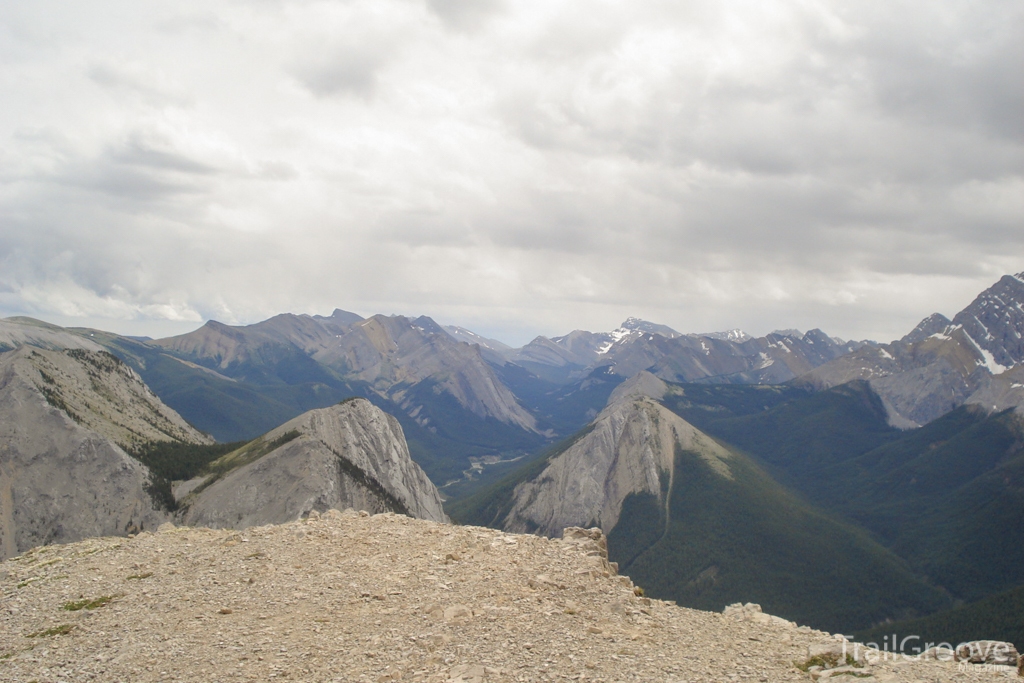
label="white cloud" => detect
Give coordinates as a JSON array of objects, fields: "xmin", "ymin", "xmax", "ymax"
[{"xmin": 0, "ymin": 0, "xmax": 1021, "ymax": 345}]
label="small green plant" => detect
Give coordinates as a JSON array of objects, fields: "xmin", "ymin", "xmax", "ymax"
[
  {"xmin": 27, "ymin": 624, "xmax": 73, "ymax": 638},
  {"xmin": 62, "ymin": 595, "xmax": 115, "ymax": 611},
  {"xmin": 795, "ymin": 654, "xmax": 841, "ymax": 671}
]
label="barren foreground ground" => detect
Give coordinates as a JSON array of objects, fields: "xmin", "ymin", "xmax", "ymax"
[{"xmin": 0, "ymin": 511, "xmax": 1018, "ymax": 682}]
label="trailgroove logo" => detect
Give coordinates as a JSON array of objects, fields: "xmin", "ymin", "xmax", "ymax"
[{"xmin": 843, "ymin": 636, "xmax": 1018, "ymax": 666}]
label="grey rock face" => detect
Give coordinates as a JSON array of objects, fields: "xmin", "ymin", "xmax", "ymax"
[
  {"xmin": 800, "ymin": 273, "xmax": 1024, "ymax": 426},
  {"xmin": 901, "ymin": 313, "xmax": 953, "ymax": 344},
  {"xmin": 951, "ymin": 273, "xmax": 1024, "ymax": 369},
  {"xmin": 3, "ymin": 347, "xmax": 211, "ymax": 449},
  {"xmin": 504, "ymin": 396, "xmax": 731, "ymax": 537},
  {"xmin": 183, "ymin": 398, "xmax": 448, "ymax": 528},
  {"xmin": 0, "ymin": 348, "xmax": 187, "ymax": 560}
]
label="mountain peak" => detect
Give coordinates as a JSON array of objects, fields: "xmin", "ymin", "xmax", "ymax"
[
  {"xmin": 770, "ymin": 329, "xmax": 804, "ymax": 338},
  {"xmin": 699, "ymin": 329, "xmax": 752, "ymax": 342},
  {"xmin": 950, "ymin": 272, "xmax": 1024, "ymax": 368},
  {"xmin": 618, "ymin": 317, "xmax": 681, "ymax": 338},
  {"xmin": 901, "ymin": 313, "xmax": 953, "ymax": 344}
]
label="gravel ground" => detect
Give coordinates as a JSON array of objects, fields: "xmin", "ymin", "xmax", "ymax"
[{"xmin": 0, "ymin": 510, "xmax": 1018, "ymax": 683}]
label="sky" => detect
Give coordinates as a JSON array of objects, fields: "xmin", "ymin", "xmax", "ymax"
[{"xmin": 1, "ymin": 0, "xmax": 1022, "ymax": 346}]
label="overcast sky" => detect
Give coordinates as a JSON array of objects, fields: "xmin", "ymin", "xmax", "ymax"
[{"xmin": 1, "ymin": 0, "xmax": 1021, "ymax": 346}]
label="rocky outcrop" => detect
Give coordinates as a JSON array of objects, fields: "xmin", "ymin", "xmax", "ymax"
[
  {"xmin": 182, "ymin": 398, "xmax": 447, "ymax": 527},
  {"xmin": 0, "ymin": 347, "xmax": 212, "ymax": 560},
  {"xmin": 504, "ymin": 395, "xmax": 731, "ymax": 536}
]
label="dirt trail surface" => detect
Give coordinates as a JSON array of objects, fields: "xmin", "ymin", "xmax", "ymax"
[{"xmin": 1, "ymin": 511, "xmax": 1018, "ymax": 683}]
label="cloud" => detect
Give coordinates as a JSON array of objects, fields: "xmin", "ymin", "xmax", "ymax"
[
  {"xmin": 87, "ymin": 61, "xmax": 193, "ymax": 108},
  {"xmin": 290, "ymin": 44, "xmax": 390, "ymax": 97},
  {"xmin": 427, "ymin": 0, "xmax": 505, "ymax": 32},
  {"xmin": 0, "ymin": 0, "xmax": 1020, "ymax": 345}
]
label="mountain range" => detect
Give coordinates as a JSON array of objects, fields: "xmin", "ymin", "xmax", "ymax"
[{"xmin": 2, "ymin": 271, "xmax": 1024, "ymax": 640}]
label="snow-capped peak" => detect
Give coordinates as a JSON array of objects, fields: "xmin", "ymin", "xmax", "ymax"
[
  {"xmin": 617, "ymin": 317, "xmax": 681, "ymax": 338},
  {"xmin": 700, "ymin": 329, "xmax": 751, "ymax": 343}
]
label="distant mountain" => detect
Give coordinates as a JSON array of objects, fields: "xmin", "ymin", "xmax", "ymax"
[
  {"xmin": 450, "ymin": 379, "xmax": 950, "ymax": 633},
  {"xmin": 700, "ymin": 329, "xmax": 752, "ymax": 342},
  {"xmin": 619, "ymin": 316, "xmax": 682, "ymax": 338},
  {"xmin": 0, "ymin": 314, "xmax": 545, "ymax": 491},
  {"xmin": 311, "ymin": 308, "xmax": 365, "ymax": 331},
  {"xmin": 154, "ymin": 313, "xmax": 536, "ymax": 432},
  {"xmin": 78, "ymin": 328, "xmax": 356, "ymax": 444},
  {"xmin": 442, "ymin": 325, "xmax": 511, "ymax": 353},
  {"xmin": 0, "ymin": 347, "xmax": 211, "ymax": 559},
  {"xmin": 798, "ymin": 272, "xmax": 1024, "ymax": 426},
  {"xmin": 505, "ymin": 319, "xmax": 863, "ymax": 387},
  {"xmin": 136, "ymin": 312, "xmax": 545, "ymax": 488}
]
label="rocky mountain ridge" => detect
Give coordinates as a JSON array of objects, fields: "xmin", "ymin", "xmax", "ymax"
[
  {"xmin": 506, "ymin": 319, "xmax": 864, "ymax": 386},
  {"xmin": 181, "ymin": 398, "xmax": 448, "ymax": 527},
  {"xmin": 0, "ymin": 317, "xmax": 106, "ymax": 354},
  {"xmin": 799, "ymin": 272, "xmax": 1024, "ymax": 427},
  {"xmin": 154, "ymin": 312, "xmax": 538, "ymax": 433}
]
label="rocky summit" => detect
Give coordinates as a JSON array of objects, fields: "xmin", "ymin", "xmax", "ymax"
[{"xmin": 1, "ymin": 512, "xmax": 1019, "ymax": 683}]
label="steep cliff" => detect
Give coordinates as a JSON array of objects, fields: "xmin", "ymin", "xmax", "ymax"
[{"xmin": 0, "ymin": 347, "xmax": 210, "ymax": 560}]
